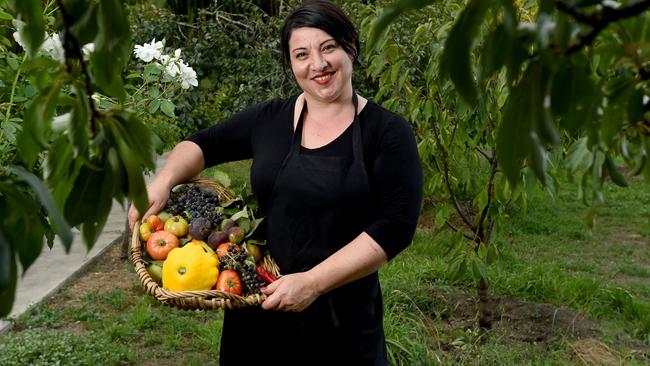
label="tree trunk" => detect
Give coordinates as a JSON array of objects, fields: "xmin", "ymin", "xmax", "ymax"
[{"xmin": 477, "ymin": 276, "xmax": 493, "ymax": 328}]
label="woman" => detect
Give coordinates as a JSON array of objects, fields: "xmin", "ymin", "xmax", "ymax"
[{"xmin": 128, "ymin": 1, "xmax": 422, "ymax": 364}]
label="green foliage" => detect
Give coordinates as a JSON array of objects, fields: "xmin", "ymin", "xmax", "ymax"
[
  {"xmin": 0, "ymin": 0, "xmax": 156, "ymax": 317},
  {"xmin": 127, "ymin": 2, "xmax": 298, "ymax": 136},
  {"xmin": 372, "ymin": 0, "xmax": 650, "ymax": 193},
  {"xmin": 0, "ymin": 329, "xmax": 135, "ymax": 366}
]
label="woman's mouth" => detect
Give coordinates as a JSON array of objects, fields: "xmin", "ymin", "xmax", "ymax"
[{"xmin": 313, "ymin": 71, "xmax": 335, "ymax": 85}]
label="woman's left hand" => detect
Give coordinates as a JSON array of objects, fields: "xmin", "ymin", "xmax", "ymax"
[{"xmin": 260, "ymin": 272, "xmax": 321, "ymax": 312}]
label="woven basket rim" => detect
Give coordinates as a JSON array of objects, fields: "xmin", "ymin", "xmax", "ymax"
[{"xmin": 130, "ymin": 177, "xmax": 280, "ymax": 310}]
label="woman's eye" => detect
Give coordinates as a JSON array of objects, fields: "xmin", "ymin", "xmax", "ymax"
[
  {"xmin": 323, "ymin": 44, "xmax": 336, "ymax": 51},
  {"xmin": 295, "ymin": 52, "xmax": 307, "ymax": 59}
]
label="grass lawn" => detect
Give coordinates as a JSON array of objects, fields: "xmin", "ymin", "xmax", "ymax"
[{"xmin": 1, "ymin": 162, "xmax": 648, "ymax": 365}]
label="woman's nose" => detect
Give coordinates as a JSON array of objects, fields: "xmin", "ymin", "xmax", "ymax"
[{"xmin": 311, "ymin": 53, "xmax": 329, "ymax": 71}]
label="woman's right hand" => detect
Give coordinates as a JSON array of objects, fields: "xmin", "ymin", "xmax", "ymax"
[{"xmin": 127, "ymin": 180, "xmax": 171, "ymax": 230}]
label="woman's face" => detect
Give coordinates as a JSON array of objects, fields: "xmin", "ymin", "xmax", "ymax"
[{"xmin": 288, "ymin": 27, "xmax": 354, "ymax": 103}]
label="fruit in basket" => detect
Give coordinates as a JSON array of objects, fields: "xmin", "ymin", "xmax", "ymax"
[
  {"xmin": 227, "ymin": 226, "xmax": 245, "ymax": 244},
  {"xmin": 216, "ymin": 269, "xmax": 243, "ymax": 295},
  {"xmin": 216, "ymin": 242, "xmax": 239, "ymax": 260},
  {"xmin": 146, "ymin": 263, "xmax": 163, "ymax": 285},
  {"xmin": 243, "ymin": 242, "xmax": 262, "ymax": 263},
  {"xmin": 220, "ymin": 218, "xmax": 236, "ymax": 232},
  {"xmin": 189, "ymin": 217, "xmax": 212, "ymax": 241},
  {"xmin": 207, "ymin": 230, "xmax": 229, "ymax": 250},
  {"xmin": 146, "ymin": 215, "xmax": 164, "ymax": 231},
  {"xmin": 157, "ymin": 211, "xmax": 172, "ymax": 223},
  {"xmin": 164, "ymin": 216, "xmax": 189, "ymax": 237},
  {"xmin": 146, "ymin": 230, "xmax": 180, "ymax": 260},
  {"xmin": 139, "ymin": 222, "xmax": 156, "ymax": 241},
  {"xmin": 167, "ymin": 184, "xmax": 224, "ymax": 228},
  {"xmin": 162, "ymin": 243, "xmax": 219, "ymax": 291},
  {"xmin": 191, "ymin": 239, "xmax": 217, "ymax": 257}
]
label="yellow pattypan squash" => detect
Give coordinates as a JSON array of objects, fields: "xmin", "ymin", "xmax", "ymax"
[{"xmin": 162, "ymin": 242, "xmax": 218, "ymax": 291}]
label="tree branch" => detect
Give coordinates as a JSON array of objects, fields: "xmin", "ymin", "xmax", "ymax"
[
  {"xmin": 429, "ymin": 119, "xmax": 476, "ymax": 230},
  {"xmin": 445, "ymin": 220, "xmax": 476, "ymax": 241},
  {"xmin": 55, "ymin": 0, "xmax": 100, "ymax": 138},
  {"xmin": 555, "ymin": 0, "xmax": 650, "ymax": 55},
  {"xmin": 474, "ymin": 153, "xmax": 498, "ymax": 247}
]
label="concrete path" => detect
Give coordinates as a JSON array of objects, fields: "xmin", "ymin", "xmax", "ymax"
[{"xmin": 0, "ymin": 155, "xmax": 166, "ymax": 334}]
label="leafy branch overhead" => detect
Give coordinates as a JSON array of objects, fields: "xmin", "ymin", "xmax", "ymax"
[
  {"xmin": 0, "ymin": 0, "xmax": 158, "ymax": 317},
  {"xmin": 371, "ymin": 0, "xmax": 650, "ymax": 189}
]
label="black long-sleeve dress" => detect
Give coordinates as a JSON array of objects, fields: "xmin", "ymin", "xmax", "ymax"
[{"xmin": 187, "ymin": 94, "xmax": 422, "ymax": 366}]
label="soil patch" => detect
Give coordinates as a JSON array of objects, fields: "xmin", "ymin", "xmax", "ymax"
[
  {"xmin": 434, "ymin": 292, "xmax": 600, "ymax": 343},
  {"xmin": 47, "ymin": 242, "xmax": 140, "ymax": 309}
]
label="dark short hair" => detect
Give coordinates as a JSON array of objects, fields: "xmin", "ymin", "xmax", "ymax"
[{"xmin": 280, "ymin": 0, "xmax": 360, "ymax": 71}]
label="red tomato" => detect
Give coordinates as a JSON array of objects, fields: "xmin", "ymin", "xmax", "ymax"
[
  {"xmin": 146, "ymin": 215, "xmax": 164, "ymax": 231},
  {"xmin": 146, "ymin": 230, "xmax": 180, "ymax": 260},
  {"xmin": 216, "ymin": 242, "xmax": 240, "ymax": 260},
  {"xmin": 216, "ymin": 270, "xmax": 243, "ymax": 295}
]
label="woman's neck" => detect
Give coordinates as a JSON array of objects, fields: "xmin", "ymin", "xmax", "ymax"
[{"xmin": 302, "ymin": 87, "xmax": 354, "ymax": 117}]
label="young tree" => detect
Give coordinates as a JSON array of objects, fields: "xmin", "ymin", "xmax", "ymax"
[{"xmin": 366, "ymin": 0, "xmax": 649, "ymax": 327}]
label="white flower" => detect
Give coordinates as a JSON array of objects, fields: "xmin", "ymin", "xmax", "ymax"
[
  {"xmin": 81, "ymin": 43, "xmax": 95, "ymax": 60},
  {"xmin": 42, "ymin": 33, "xmax": 65, "ymax": 63},
  {"xmin": 12, "ymin": 31, "xmax": 27, "ymax": 50},
  {"xmin": 164, "ymin": 59, "xmax": 180, "ymax": 78},
  {"xmin": 133, "ymin": 38, "xmax": 164, "ymax": 62},
  {"xmin": 178, "ymin": 61, "xmax": 198, "ymax": 89}
]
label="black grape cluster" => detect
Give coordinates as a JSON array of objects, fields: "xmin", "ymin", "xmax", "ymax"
[
  {"xmin": 218, "ymin": 245, "xmax": 261, "ymax": 295},
  {"xmin": 241, "ymin": 261, "xmax": 262, "ymax": 295},
  {"xmin": 166, "ymin": 184, "xmax": 223, "ymax": 227},
  {"xmin": 218, "ymin": 245, "xmax": 248, "ymax": 271}
]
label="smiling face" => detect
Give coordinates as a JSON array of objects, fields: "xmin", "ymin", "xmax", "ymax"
[{"xmin": 289, "ymin": 27, "xmax": 354, "ymax": 104}]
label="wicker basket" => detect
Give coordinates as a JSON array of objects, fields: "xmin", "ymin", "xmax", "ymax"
[{"xmin": 130, "ymin": 177, "xmax": 281, "ymax": 310}]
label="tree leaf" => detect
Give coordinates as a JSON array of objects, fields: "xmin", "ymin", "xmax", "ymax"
[
  {"xmin": 8, "ymin": 0, "xmax": 45, "ymax": 57},
  {"xmin": 498, "ymin": 61, "xmax": 556, "ymax": 186},
  {"xmin": 91, "ymin": 0, "xmax": 131, "ymax": 100},
  {"xmin": 0, "ymin": 223, "xmax": 13, "ymax": 291},
  {"xmin": 0, "ymin": 225, "xmax": 17, "ymax": 317},
  {"xmin": 470, "ymin": 257, "xmax": 488, "ymax": 282},
  {"xmin": 16, "ymin": 80, "xmax": 62, "ymax": 169},
  {"xmin": 439, "ymin": 0, "xmax": 491, "ymax": 106},
  {"xmin": 67, "ymin": 1, "xmax": 98, "ymax": 45},
  {"xmin": 70, "ymin": 85, "xmax": 90, "ymax": 157},
  {"xmin": 148, "ymin": 99, "xmax": 161, "ymax": 114},
  {"xmin": 480, "ymin": 24, "xmax": 508, "ymax": 82},
  {"xmin": 10, "ymin": 166, "xmax": 73, "ymax": 251},
  {"xmin": 367, "ymin": 0, "xmax": 436, "ymax": 51},
  {"xmin": 114, "ymin": 131, "xmax": 149, "ymax": 220},
  {"xmin": 113, "ymin": 111, "xmax": 155, "ymax": 170},
  {"xmin": 604, "ymin": 153, "xmax": 628, "ymax": 187},
  {"xmin": 1, "ymin": 188, "xmax": 45, "ymax": 273},
  {"xmin": 160, "ymin": 100, "xmax": 175, "ymax": 118}
]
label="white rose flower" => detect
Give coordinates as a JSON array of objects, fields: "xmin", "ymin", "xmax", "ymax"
[
  {"xmin": 133, "ymin": 38, "xmax": 164, "ymax": 62},
  {"xmin": 165, "ymin": 60, "xmax": 180, "ymax": 78},
  {"xmin": 42, "ymin": 33, "xmax": 65, "ymax": 63},
  {"xmin": 178, "ymin": 61, "xmax": 198, "ymax": 89},
  {"xmin": 82, "ymin": 43, "xmax": 95, "ymax": 60}
]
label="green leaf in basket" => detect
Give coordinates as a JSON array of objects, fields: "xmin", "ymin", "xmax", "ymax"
[
  {"xmin": 247, "ymin": 238, "xmax": 266, "ymax": 246},
  {"xmin": 220, "ymin": 197, "xmax": 243, "ymax": 208},
  {"xmin": 230, "ymin": 208, "xmax": 249, "ymax": 222},
  {"xmin": 245, "ymin": 218, "xmax": 264, "ymax": 238},
  {"xmin": 235, "ymin": 217, "xmax": 250, "ymax": 234}
]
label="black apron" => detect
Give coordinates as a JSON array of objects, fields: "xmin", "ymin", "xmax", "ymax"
[{"xmin": 220, "ymin": 93, "xmax": 387, "ymax": 366}]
